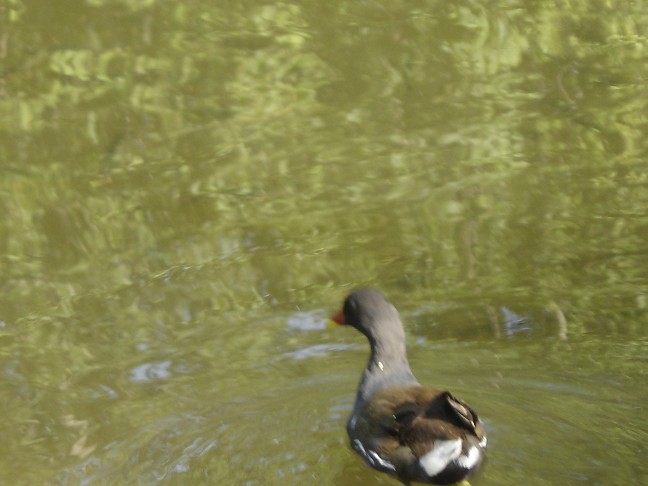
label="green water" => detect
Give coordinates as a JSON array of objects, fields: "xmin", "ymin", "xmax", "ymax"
[{"xmin": 1, "ymin": 1, "xmax": 647, "ymax": 485}]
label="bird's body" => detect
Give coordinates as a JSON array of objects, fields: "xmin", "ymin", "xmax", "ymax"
[{"xmin": 333, "ymin": 289, "xmax": 486, "ymax": 484}]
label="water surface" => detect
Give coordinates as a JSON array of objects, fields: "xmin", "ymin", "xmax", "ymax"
[{"xmin": 1, "ymin": 1, "xmax": 647, "ymax": 485}]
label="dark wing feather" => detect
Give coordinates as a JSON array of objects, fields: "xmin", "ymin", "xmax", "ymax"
[{"xmin": 442, "ymin": 391, "xmax": 485, "ymax": 439}]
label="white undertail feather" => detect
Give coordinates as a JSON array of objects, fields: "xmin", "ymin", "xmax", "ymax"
[
  {"xmin": 419, "ymin": 439, "xmax": 462, "ymax": 477},
  {"xmin": 457, "ymin": 445, "xmax": 481, "ymax": 469}
]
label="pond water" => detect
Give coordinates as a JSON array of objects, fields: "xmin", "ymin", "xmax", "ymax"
[{"xmin": 1, "ymin": 1, "xmax": 647, "ymax": 485}]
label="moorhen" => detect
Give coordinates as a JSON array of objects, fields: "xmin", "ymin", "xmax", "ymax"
[{"xmin": 332, "ymin": 289, "xmax": 486, "ymax": 485}]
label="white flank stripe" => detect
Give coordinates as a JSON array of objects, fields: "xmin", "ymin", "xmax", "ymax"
[
  {"xmin": 352, "ymin": 439, "xmax": 395, "ymax": 471},
  {"xmin": 419, "ymin": 439, "xmax": 462, "ymax": 477},
  {"xmin": 348, "ymin": 416, "xmax": 357, "ymax": 429}
]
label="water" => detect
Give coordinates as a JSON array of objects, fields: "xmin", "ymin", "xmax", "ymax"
[{"xmin": 1, "ymin": 1, "xmax": 648, "ymax": 485}]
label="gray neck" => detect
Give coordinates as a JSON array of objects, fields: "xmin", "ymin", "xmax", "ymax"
[{"xmin": 353, "ymin": 327, "xmax": 419, "ymax": 408}]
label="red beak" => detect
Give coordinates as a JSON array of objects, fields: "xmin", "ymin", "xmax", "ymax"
[{"xmin": 331, "ymin": 309, "xmax": 346, "ymax": 325}]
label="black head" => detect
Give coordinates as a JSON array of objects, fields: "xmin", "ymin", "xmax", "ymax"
[{"xmin": 332, "ymin": 288, "xmax": 402, "ymax": 339}]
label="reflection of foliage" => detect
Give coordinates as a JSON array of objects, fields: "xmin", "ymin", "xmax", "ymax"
[
  {"xmin": 1, "ymin": 0, "xmax": 647, "ymax": 344},
  {"xmin": 1, "ymin": 1, "xmax": 647, "ymax": 332}
]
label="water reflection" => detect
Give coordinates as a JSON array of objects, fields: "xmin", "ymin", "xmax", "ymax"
[
  {"xmin": 130, "ymin": 361, "xmax": 173, "ymax": 383},
  {"xmin": 286, "ymin": 310, "xmax": 327, "ymax": 331}
]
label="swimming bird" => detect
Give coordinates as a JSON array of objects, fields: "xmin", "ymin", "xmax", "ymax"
[{"xmin": 332, "ymin": 288, "xmax": 486, "ymax": 484}]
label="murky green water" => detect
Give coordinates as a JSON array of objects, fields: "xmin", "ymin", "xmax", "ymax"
[{"xmin": 2, "ymin": 1, "xmax": 647, "ymax": 485}]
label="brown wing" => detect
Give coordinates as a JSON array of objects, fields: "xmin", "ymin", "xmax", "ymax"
[
  {"xmin": 351, "ymin": 386, "xmax": 485, "ymax": 483},
  {"xmin": 443, "ymin": 391, "xmax": 484, "ymax": 438},
  {"xmin": 362, "ymin": 387, "xmax": 484, "ymax": 455}
]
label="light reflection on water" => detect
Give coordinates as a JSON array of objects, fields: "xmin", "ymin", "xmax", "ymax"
[{"xmin": 130, "ymin": 361, "xmax": 173, "ymax": 383}]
